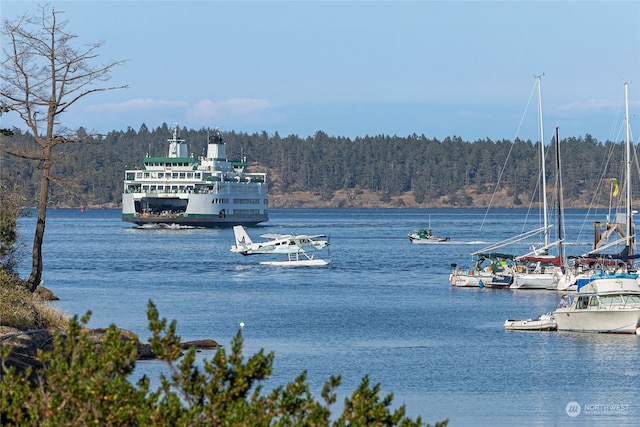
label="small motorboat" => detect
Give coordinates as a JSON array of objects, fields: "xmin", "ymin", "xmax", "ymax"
[
  {"xmin": 504, "ymin": 313, "xmax": 557, "ymax": 331},
  {"xmin": 408, "ymin": 228, "xmax": 450, "ymax": 244}
]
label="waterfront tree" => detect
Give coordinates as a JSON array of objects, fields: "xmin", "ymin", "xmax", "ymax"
[{"xmin": 0, "ymin": 4, "xmax": 127, "ymax": 291}]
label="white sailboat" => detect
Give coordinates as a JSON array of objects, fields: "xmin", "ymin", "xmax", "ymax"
[
  {"xmin": 553, "ymin": 82, "xmax": 640, "ymax": 334},
  {"xmin": 449, "ymin": 252, "xmax": 515, "ymax": 288},
  {"xmin": 512, "ymin": 75, "xmax": 565, "ymax": 290}
]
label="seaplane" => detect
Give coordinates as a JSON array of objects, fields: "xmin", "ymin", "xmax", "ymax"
[{"xmin": 230, "ymin": 225, "xmax": 331, "ymax": 266}]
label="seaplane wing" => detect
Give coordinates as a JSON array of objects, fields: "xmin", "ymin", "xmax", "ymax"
[
  {"xmin": 259, "ymin": 233, "xmax": 294, "ymax": 239},
  {"xmin": 230, "ymin": 225, "xmax": 329, "ymax": 256}
]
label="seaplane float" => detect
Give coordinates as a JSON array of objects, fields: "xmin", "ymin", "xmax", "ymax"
[{"xmin": 230, "ymin": 225, "xmax": 330, "ymax": 266}]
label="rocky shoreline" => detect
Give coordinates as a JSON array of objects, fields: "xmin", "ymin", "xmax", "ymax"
[
  {"xmin": 0, "ymin": 286, "xmax": 219, "ymax": 380},
  {"xmin": 1, "ymin": 325, "xmax": 219, "ymax": 381},
  {"xmin": 267, "ymin": 189, "xmax": 599, "ymax": 209},
  {"xmin": 71, "ymin": 188, "xmax": 601, "ymax": 211}
]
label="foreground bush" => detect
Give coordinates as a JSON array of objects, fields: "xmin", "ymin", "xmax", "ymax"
[{"xmin": 1, "ymin": 301, "xmax": 447, "ymax": 426}]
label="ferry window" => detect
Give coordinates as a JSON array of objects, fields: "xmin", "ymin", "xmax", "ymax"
[
  {"xmin": 150, "ymin": 185, "xmax": 156, "ymax": 191},
  {"xmin": 142, "ymin": 185, "xmax": 149, "ymax": 191},
  {"xmin": 195, "ymin": 173, "xmax": 201, "ymax": 179},
  {"xmin": 173, "ymin": 173, "xmax": 179, "ymax": 179},
  {"xmin": 136, "ymin": 172, "xmax": 143, "ymax": 179},
  {"xmin": 144, "ymin": 172, "xmax": 150, "ymax": 178},
  {"xmin": 179, "ymin": 173, "xmax": 186, "ymax": 179},
  {"xmin": 187, "ymin": 173, "xmax": 193, "ymax": 179},
  {"xmin": 158, "ymin": 173, "xmax": 164, "ymax": 178}
]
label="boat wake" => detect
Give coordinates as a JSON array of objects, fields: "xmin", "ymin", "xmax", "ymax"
[
  {"xmin": 461, "ymin": 240, "xmax": 489, "ymax": 245},
  {"xmin": 137, "ymin": 223, "xmax": 196, "ymax": 230},
  {"xmin": 410, "ymin": 240, "xmax": 488, "ymax": 245}
]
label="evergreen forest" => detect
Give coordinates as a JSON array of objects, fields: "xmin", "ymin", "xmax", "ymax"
[{"xmin": 0, "ymin": 123, "xmax": 634, "ymax": 209}]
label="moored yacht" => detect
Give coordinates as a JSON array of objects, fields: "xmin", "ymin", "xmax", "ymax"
[
  {"xmin": 554, "ymin": 83, "xmax": 640, "ymax": 334},
  {"xmin": 553, "ymin": 272, "xmax": 640, "ymax": 334}
]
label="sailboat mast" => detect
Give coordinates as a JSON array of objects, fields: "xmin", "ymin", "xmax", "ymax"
[
  {"xmin": 537, "ymin": 75, "xmax": 549, "ymax": 247},
  {"xmin": 624, "ymin": 82, "xmax": 634, "ymax": 257},
  {"xmin": 555, "ymin": 126, "xmax": 564, "ymax": 263}
]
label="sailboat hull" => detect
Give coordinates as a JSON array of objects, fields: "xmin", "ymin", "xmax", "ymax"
[{"xmin": 512, "ymin": 272, "xmax": 559, "ymax": 289}]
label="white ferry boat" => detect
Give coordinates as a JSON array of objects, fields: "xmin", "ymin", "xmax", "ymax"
[{"xmin": 122, "ymin": 124, "xmax": 268, "ymax": 227}]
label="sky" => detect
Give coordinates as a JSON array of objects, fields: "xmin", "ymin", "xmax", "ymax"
[{"xmin": 1, "ymin": 0, "xmax": 640, "ymax": 143}]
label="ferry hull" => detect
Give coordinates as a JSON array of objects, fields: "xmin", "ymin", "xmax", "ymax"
[
  {"xmin": 122, "ymin": 193, "xmax": 268, "ymax": 228},
  {"xmin": 122, "ymin": 214, "xmax": 267, "ymax": 228}
]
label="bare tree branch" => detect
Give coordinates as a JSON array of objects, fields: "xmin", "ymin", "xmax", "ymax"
[{"xmin": 0, "ymin": 4, "xmax": 128, "ymax": 290}]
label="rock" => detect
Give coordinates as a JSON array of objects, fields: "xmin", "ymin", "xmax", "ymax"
[
  {"xmin": 182, "ymin": 339, "xmax": 219, "ymax": 349},
  {"xmin": 0, "ymin": 327, "xmax": 53, "ymax": 384},
  {"xmin": 136, "ymin": 342, "xmax": 156, "ymax": 359},
  {"xmin": 1, "ymin": 326, "xmax": 219, "ymax": 379},
  {"xmin": 35, "ymin": 285, "xmax": 59, "ymax": 301}
]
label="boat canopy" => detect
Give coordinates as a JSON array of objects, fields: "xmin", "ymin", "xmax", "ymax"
[
  {"xmin": 475, "ymin": 252, "xmax": 515, "ymax": 261},
  {"xmin": 518, "ymin": 254, "xmax": 562, "ymax": 267}
]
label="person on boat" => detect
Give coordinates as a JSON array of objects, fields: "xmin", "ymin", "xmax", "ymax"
[
  {"xmin": 615, "ymin": 262, "xmax": 628, "ymax": 273},
  {"xmin": 559, "ymin": 295, "xmax": 571, "ymax": 308}
]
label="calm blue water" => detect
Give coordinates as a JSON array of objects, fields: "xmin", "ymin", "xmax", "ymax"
[{"xmin": 16, "ymin": 208, "xmax": 640, "ymax": 426}]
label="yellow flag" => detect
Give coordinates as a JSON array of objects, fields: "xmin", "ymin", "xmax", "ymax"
[{"xmin": 611, "ymin": 178, "xmax": 619, "ymax": 197}]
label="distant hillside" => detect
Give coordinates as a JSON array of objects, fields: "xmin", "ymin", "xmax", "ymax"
[
  {"xmin": 270, "ymin": 188, "xmax": 597, "ymax": 209},
  {"xmin": 0, "ymin": 124, "xmax": 632, "ymax": 210}
]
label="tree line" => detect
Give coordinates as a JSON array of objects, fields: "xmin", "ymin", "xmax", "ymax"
[{"xmin": 0, "ymin": 124, "xmax": 632, "ymax": 208}]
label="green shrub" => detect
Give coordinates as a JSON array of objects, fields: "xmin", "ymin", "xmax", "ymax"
[{"xmin": 1, "ymin": 301, "xmax": 448, "ymax": 426}]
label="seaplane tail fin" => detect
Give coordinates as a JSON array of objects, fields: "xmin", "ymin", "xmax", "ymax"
[
  {"xmin": 232, "ymin": 225, "xmax": 253, "ymax": 252},
  {"xmin": 233, "ymin": 225, "xmax": 253, "ymax": 246}
]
